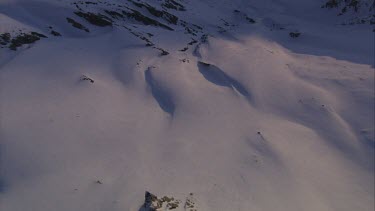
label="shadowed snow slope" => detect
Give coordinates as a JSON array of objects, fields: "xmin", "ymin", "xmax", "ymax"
[{"xmin": 0, "ymin": 0, "xmax": 374, "ymax": 211}]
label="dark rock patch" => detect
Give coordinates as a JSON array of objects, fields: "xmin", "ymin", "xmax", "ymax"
[
  {"xmin": 0, "ymin": 33, "xmax": 11, "ymax": 45},
  {"xmin": 234, "ymin": 10, "xmax": 256, "ymax": 24},
  {"xmin": 162, "ymin": 0, "xmax": 186, "ymax": 11},
  {"xmin": 179, "ymin": 47, "xmax": 188, "ymax": 52},
  {"xmin": 179, "ymin": 20, "xmax": 203, "ymax": 36},
  {"xmin": 67, "ymin": 17, "xmax": 90, "ymax": 32},
  {"xmin": 321, "ymin": 0, "xmax": 374, "ymax": 25},
  {"xmin": 289, "ymin": 31, "xmax": 301, "ymax": 38},
  {"xmin": 188, "ymin": 39, "xmax": 198, "ymax": 46},
  {"xmin": 51, "ymin": 30, "xmax": 62, "ymax": 36},
  {"xmin": 80, "ymin": 75, "xmax": 94, "ymax": 83},
  {"xmin": 139, "ymin": 191, "xmax": 183, "ymax": 211},
  {"xmin": 74, "ymin": 11, "xmax": 113, "ymax": 26},
  {"xmin": 130, "ymin": 0, "xmax": 179, "ymax": 24},
  {"xmin": 9, "ymin": 32, "xmax": 47, "ymax": 50},
  {"xmin": 122, "ymin": 9, "xmax": 174, "ymax": 31},
  {"xmin": 104, "ymin": 10, "xmax": 124, "ymax": 19}
]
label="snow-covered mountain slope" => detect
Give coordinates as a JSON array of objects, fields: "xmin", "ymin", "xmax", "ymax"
[{"xmin": 0, "ymin": 0, "xmax": 374, "ymax": 210}]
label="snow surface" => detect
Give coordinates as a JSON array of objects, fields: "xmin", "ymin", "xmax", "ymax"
[{"xmin": 0, "ymin": 0, "xmax": 374, "ymax": 210}]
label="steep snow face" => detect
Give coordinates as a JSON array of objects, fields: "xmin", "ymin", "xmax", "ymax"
[{"xmin": 0, "ymin": 0, "xmax": 374, "ymax": 211}]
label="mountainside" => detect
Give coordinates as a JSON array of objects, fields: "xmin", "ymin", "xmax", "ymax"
[{"xmin": 0, "ymin": 0, "xmax": 374, "ymax": 211}]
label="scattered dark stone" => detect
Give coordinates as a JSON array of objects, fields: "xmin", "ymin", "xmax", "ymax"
[
  {"xmin": 96, "ymin": 180, "xmax": 102, "ymax": 184},
  {"xmin": 167, "ymin": 202, "xmax": 179, "ymax": 209},
  {"xmin": 185, "ymin": 27, "xmax": 197, "ymax": 35},
  {"xmin": 220, "ymin": 18, "xmax": 231, "ymax": 27},
  {"xmin": 30, "ymin": 31, "xmax": 47, "ymax": 38},
  {"xmin": 184, "ymin": 196, "xmax": 195, "ymax": 209},
  {"xmin": 217, "ymin": 26, "xmax": 227, "ymax": 33},
  {"xmin": 163, "ymin": 12, "xmax": 179, "ymax": 25},
  {"xmin": 162, "ymin": 0, "xmax": 186, "ymax": 11},
  {"xmin": 51, "ymin": 30, "xmax": 61, "ymax": 36},
  {"xmin": 321, "ymin": 0, "xmax": 375, "ymax": 26},
  {"xmin": 160, "ymin": 196, "xmax": 172, "ymax": 203},
  {"xmin": 246, "ymin": 17, "xmax": 256, "ymax": 24},
  {"xmin": 84, "ymin": 1, "xmax": 98, "ymax": 5},
  {"xmin": 179, "ymin": 47, "xmax": 188, "ymax": 52},
  {"xmin": 158, "ymin": 48, "xmax": 169, "ymax": 56},
  {"xmin": 67, "ymin": 17, "xmax": 90, "ymax": 32},
  {"xmin": 73, "ymin": 2, "xmax": 83, "ymax": 11},
  {"xmin": 104, "ymin": 10, "xmax": 124, "ymax": 19},
  {"xmin": 188, "ymin": 39, "xmax": 198, "ymax": 45},
  {"xmin": 81, "ymin": 75, "xmax": 94, "ymax": 83},
  {"xmin": 192, "ymin": 24, "xmax": 203, "ymax": 30},
  {"xmin": 322, "ymin": 0, "xmax": 340, "ymax": 8},
  {"xmin": 289, "ymin": 32, "xmax": 301, "ymax": 38},
  {"xmin": 122, "ymin": 9, "xmax": 174, "ymax": 31},
  {"xmin": 130, "ymin": 0, "xmax": 179, "ymax": 24},
  {"xmin": 179, "ymin": 20, "xmax": 202, "ymax": 36},
  {"xmin": 322, "ymin": 0, "xmax": 362, "ymax": 12},
  {"xmin": 122, "ymin": 25, "xmax": 156, "ymax": 46},
  {"xmin": 74, "ymin": 11, "xmax": 113, "ymax": 27},
  {"xmin": 233, "ymin": 10, "xmax": 256, "ymax": 24},
  {"xmin": 200, "ymin": 34, "xmax": 209, "ymax": 43},
  {"xmin": 0, "ymin": 33, "xmax": 11, "ymax": 43}
]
